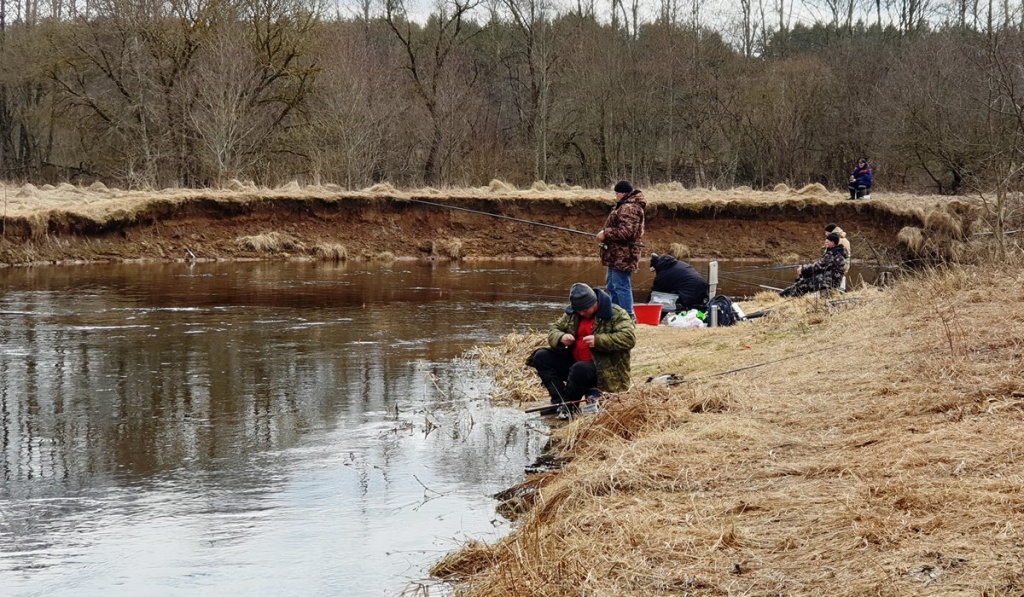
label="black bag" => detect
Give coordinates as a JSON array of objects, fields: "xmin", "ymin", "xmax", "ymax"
[{"xmin": 705, "ymin": 295, "xmax": 737, "ymax": 326}]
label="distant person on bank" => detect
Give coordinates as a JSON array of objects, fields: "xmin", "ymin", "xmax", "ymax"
[
  {"xmin": 647, "ymin": 253, "xmax": 709, "ymax": 313},
  {"xmin": 824, "ymin": 223, "xmax": 851, "ymax": 291},
  {"xmin": 526, "ymin": 283, "xmax": 636, "ymax": 418},
  {"xmin": 779, "ymin": 233, "xmax": 847, "ymax": 298},
  {"xmin": 597, "ymin": 180, "xmax": 646, "ymax": 320},
  {"xmin": 848, "ymin": 158, "xmax": 872, "ymax": 200}
]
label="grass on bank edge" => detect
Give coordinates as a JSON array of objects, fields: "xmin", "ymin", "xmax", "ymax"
[{"xmin": 439, "ymin": 261, "xmax": 1024, "ymax": 596}]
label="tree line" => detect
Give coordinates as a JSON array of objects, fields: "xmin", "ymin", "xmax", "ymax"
[{"xmin": 2, "ymin": 0, "xmax": 1024, "ymax": 197}]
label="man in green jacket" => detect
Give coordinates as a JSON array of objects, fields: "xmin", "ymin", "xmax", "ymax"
[{"xmin": 526, "ymin": 282, "xmax": 636, "ymax": 418}]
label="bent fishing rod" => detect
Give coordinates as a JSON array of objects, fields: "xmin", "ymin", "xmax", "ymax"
[
  {"xmin": 401, "ymin": 197, "xmax": 597, "ymax": 239},
  {"xmin": 399, "ymin": 197, "xmax": 645, "ymax": 247}
]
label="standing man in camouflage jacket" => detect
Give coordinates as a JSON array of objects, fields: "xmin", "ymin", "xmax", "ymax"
[
  {"xmin": 527, "ymin": 283, "xmax": 636, "ymax": 417},
  {"xmin": 597, "ymin": 180, "xmax": 646, "ymax": 320},
  {"xmin": 779, "ymin": 233, "xmax": 848, "ymax": 297}
]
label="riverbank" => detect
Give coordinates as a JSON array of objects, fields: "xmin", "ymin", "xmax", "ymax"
[
  {"xmin": 0, "ymin": 181, "xmax": 980, "ymax": 267},
  {"xmin": 440, "ymin": 263, "xmax": 1024, "ymax": 594}
]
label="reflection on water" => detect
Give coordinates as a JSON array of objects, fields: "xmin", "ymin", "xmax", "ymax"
[
  {"xmin": 0, "ymin": 258, "xmax": 873, "ymax": 596},
  {"xmin": 0, "ymin": 261, "xmax": 587, "ymax": 597}
]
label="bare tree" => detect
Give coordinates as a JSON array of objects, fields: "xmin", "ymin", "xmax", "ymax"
[{"xmin": 382, "ymin": 0, "xmax": 484, "ymax": 185}]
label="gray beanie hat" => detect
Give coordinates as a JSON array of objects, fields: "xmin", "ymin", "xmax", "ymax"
[{"xmin": 569, "ymin": 283, "xmax": 597, "ymax": 311}]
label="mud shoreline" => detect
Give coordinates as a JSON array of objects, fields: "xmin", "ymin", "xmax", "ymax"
[{"xmin": 0, "ymin": 187, "xmax": 960, "ymax": 267}]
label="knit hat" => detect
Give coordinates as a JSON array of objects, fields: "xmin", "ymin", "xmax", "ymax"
[
  {"xmin": 825, "ymin": 223, "xmax": 837, "ymax": 233},
  {"xmin": 569, "ymin": 282, "xmax": 597, "ymax": 311},
  {"xmin": 613, "ymin": 180, "xmax": 633, "ymax": 194},
  {"xmin": 826, "ymin": 232, "xmax": 841, "ymax": 245}
]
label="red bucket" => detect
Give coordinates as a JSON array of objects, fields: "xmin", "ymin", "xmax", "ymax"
[{"xmin": 633, "ymin": 304, "xmax": 662, "ymax": 326}]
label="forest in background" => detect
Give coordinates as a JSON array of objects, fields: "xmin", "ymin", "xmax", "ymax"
[{"xmin": 2, "ymin": 0, "xmax": 1024, "ymax": 198}]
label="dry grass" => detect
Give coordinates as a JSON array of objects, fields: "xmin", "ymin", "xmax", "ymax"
[
  {"xmin": 431, "ymin": 237, "xmax": 463, "ymax": 260},
  {"xmin": 488, "ymin": 179, "xmax": 515, "ymax": 192},
  {"xmin": 452, "ymin": 262, "xmax": 1024, "ymax": 595},
  {"xmin": 235, "ymin": 231, "xmax": 303, "ymax": 253},
  {"xmin": 310, "ymin": 242, "xmax": 347, "ymax": 262},
  {"xmin": 668, "ymin": 242, "xmax": 690, "ymax": 259}
]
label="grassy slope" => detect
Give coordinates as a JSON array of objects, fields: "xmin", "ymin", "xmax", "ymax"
[{"xmin": 445, "ymin": 264, "xmax": 1024, "ymax": 595}]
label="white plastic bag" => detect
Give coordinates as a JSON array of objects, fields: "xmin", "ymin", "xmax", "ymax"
[{"xmin": 665, "ymin": 309, "xmax": 705, "ymax": 328}]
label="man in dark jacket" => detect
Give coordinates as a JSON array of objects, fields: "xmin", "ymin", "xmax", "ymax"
[
  {"xmin": 779, "ymin": 233, "xmax": 848, "ymax": 297},
  {"xmin": 597, "ymin": 180, "xmax": 645, "ymax": 320},
  {"xmin": 848, "ymin": 158, "xmax": 872, "ymax": 200},
  {"xmin": 648, "ymin": 254, "xmax": 709, "ymax": 313},
  {"xmin": 527, "ymin": 282, "xmax": 636, "ymax": 418}
]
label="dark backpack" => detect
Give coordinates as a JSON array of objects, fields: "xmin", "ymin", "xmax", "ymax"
[{"xmin": 705, "ymin": 295, "xmax": 737, "ymax": 326}]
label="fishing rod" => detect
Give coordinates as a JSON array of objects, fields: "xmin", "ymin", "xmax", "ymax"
[
  {"xmin": 717, "ymin": 274, "xmax": 785, "ymax": 293},
  {"xmin": 720, "ymin": 270, "xmax": 792, "ymax": 286},
  {"xmin": 401, "ymin": 197, "xmax": 597, "ymax": 239},
  {"xmin": 524, "ymin": 393, "xmax": 622, "ymax": 414},
  {"xmin": 726, "ymin": 264, "xmax": 800, "ymax": 274}
]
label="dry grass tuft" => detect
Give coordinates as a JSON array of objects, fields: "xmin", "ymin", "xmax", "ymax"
[
  {"xmin": 488, "ymin": 179, "xmax": 515, "ymax": 192},
  {"xmin": 16, "ymin": 184, "xmax": 37, "ymax": 197},
  {"xmin": 226, "ymin": 179, "xmax": 246, "ymax": 191},
  {"xmin": 472, "ymin": 333, "xmax": 546, "ymax": 403},
  {"xmin": 770, "ymin": 251, "xmax": 803, "ymax": 265},
  {"xmin": 669, "ymin": 242, "xmax": 690, "ymax": 259},
  {"xmin": 364, "ymin": 182, "xmax": 396, "ymax": 194},
  {"xmin": 277, "ymin": 180, "xmax": 302, "ymax": 192},
  {"xmin": 236, "ymin": 232, "xmax": 303, "ymax": 254},
  {"xmin": 431, "ymin": 237, "xmax": 463, "ymax": 260},
  {"xmin": 772, "ymin": 183, "xmax": 791, "ymax": 192},
  {"xmin": 795, "ymin": 182, "xmax": 828, "ymax": 194},
  {"xmin": 88, "ymin": 181, "xmax": 109, "ymax": 193},
  {"xmin": 373, "ymin": 251, "xmax": 395, "ymax": 262},
  {"xmin": 898, "ymin": 225, "xmax": 925, "ymax": 255},
  {"xmin": 430, "ymin": 540, "xmax": 495, "ymax": 580},
  {"xmin": 25, "ymin": 212, "xmax": 49, "ymax": 238},
  {"xmin": 651, "ymin": 181, "xmax": 685, "ymax": 192},
  {"xmin": 925, "ymin": 208, "xmax": 964, "ymax": 239},
  {"xmin": 57, "ymin": 182, "xmax": 80, "ymax": 193},
  {"xmin": 310, "ymin": 242, "xmax": 347, "ymax": 262},
  {"xmin": 530, "ymin": 180, "xmax": 548, "ymax": 191}
]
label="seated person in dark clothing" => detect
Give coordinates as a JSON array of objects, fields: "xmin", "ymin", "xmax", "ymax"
[
  {"xmin": 526, "ymin": 282, "xmax": 636, "ymax": 419},
  {"xmin": 848, "ymin": 157, "xmax": 873, "ymax": 200},
  {"xmin": 648, "ymin": 253, "xmax": 710, "ymax": 312},
  {"xmin": 779, "ymin": 233, "xmax": 847, "ymax": 298}
]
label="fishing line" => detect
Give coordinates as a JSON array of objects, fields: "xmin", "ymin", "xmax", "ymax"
[
  {"xmin": 401, "ymin": 197, "xmax": 597, "ymax": 239},
  {"xmin": 726, "ymin": 264, "xmax": 800, "ymax": 274},
  {"xmin": 718, "ymin": 274, "xmax": 785, "ymax": 293},
  {"xmin": 720, "ymin": 270, "xmax": 791, "ymax": 286}
]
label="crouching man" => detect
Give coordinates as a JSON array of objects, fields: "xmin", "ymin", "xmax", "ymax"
[{"xmin": 527, "ymin": 282, "xmax": 636, "ymax": 418}]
